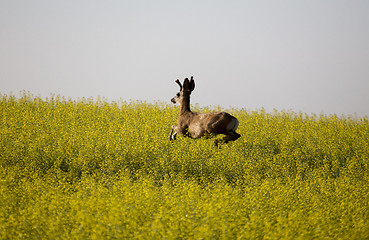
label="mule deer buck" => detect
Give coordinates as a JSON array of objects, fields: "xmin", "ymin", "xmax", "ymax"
[{"xmin": 169, "ymin": 76, "xmax": 241, "ymax": 146}]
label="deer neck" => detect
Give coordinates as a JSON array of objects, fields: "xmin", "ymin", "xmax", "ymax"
[{"xmin": 179, "ymin": 94, "xmax": 191, "ymax": 115}]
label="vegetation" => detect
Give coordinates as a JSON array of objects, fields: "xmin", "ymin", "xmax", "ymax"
[{"xmin": 1, "ymin": 92, "xmax": 368, "ymax": 239}]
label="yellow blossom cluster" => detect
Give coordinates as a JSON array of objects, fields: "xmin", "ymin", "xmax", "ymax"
[{"xmin": 1, "ymin": 92, "xmax": 368, "ymax": 239}]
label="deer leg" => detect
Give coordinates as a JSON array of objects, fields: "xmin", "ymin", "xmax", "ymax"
[
  {"xmin": 223, "ymin": 130, "xmax": 241, "ymax": 143},
  {"xmin": 169, "ymin": 125, "xmax": 178, "ymax": 141},
  {"xmin": 214, "ymin": 131, "xmax": 241, "ymax": 147}
]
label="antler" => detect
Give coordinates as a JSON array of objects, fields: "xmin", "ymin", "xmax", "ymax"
[{"xmin": 175, "ymin": 79, "xmax": 182, "ymax": 91}]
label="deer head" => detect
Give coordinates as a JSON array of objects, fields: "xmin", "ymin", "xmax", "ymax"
[{"xmin": 171, "ymin": 76, "xmax": 195, "ymax": 105}]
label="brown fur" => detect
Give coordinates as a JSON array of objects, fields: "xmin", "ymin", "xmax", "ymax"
[{"xmin": 169, "ymin": 77, "xmax": 240, "ymax": 146}]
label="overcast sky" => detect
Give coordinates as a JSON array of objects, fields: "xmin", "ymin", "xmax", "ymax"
[{"xmin": 1, "ymin": 0, "xmax": 368, "ymax": 116}]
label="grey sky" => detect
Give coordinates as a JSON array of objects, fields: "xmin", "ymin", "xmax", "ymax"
[{"xmin": 1, "ymin": 0, "xmax": 368, "ymax": 116}]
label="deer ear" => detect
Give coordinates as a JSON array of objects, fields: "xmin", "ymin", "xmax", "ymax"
[
  {"xmin": 175, "ymin": 79, "xmax": 182, "ymax": 91},
  {"xmin": 183, "ymin": 78, "xmax": 190, "ymax": 90},
  {"xmin": 190, "ymin": 76, "xmax": 195, "ymax": 91}
]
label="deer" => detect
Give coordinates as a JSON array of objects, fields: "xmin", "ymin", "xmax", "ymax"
[{"xmin": 169, "ymin": 76, "xmax": 241, "ymax": 146}]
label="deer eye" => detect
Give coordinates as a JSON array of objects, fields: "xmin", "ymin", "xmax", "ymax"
[{"xmin": 176, "ymin": 93, "xmax": 180, "ymax": 97}]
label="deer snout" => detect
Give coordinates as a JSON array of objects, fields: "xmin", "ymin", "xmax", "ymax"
[{"xmin": 171, "ymin": 97, "xmax": 177, "ymax": 104}]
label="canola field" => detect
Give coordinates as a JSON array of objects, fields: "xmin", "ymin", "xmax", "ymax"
[{"xmin": 1, "ymin": 92, "xmax": 369, "ymax": 239}]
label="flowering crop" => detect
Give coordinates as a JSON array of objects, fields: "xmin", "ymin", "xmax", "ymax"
[{"xmin": 1, "ymin": 92, "xmax": 368, "ymax": 239}]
